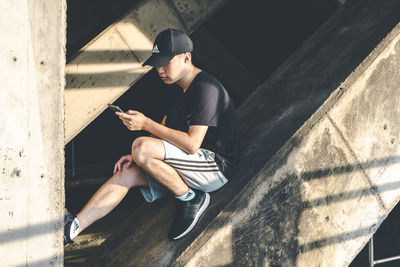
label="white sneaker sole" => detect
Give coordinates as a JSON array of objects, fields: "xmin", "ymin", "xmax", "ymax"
[{"xmin": 173, "ymin": 192, "xmax": 210, "ymax": 240}]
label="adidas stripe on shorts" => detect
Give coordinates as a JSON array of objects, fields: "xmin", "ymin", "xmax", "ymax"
[{"xmin": 139, "ymin": 140, "xmax": 228, "ymax": 203}]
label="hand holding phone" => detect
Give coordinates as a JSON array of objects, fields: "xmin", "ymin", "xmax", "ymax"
[{"xmin": 108, "ymin": 104, "xmax": 124, "ymax": 113}]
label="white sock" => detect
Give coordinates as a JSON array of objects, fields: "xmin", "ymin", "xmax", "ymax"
[
  {"xmin": 70, "ymin": 217, "xmax": 80, "ymax": 239},
  {"xmin": 176, "ymin": 189, "xmax": 195, "ymax": 201}
]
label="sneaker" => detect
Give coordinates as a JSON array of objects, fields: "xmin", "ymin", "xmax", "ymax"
[
  {"xmin": 168, "ymin": 190, "xmax": 210, "ymax": 240},
  {"xmin": 64, "ymin": 211, "xmax": 80, "ymax": 245}
]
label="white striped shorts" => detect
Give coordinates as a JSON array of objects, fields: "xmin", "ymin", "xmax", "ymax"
[{"xmin": 139, "ymin": 140, "xmax": 228, "ymax": 203}]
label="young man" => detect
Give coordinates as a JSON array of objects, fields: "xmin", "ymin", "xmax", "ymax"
[{"xmin": 64, "ymin": 28, "xmax": 239, "ymax": 244}]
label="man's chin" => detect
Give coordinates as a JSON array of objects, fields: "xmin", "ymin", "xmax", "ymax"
[{"xmin": 162, "ymin": 79, "xmax": 174, "ymax": 84}]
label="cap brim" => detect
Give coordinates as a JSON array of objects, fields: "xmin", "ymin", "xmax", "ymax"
[{"xmin": 142, "ymin": 54, "xmax": 174, "ymax": 67}]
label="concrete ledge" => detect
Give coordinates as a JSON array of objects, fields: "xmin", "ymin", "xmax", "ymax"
[
  {"xmin": 83, "ymin": 0, "xmax": 400, "ymax": 265},
  {"xmin": 64, "ymin": 0, "xmax": 229, "ymax": 143}
]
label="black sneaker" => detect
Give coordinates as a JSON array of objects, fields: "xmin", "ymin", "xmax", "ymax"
[
  {"xmin": 64, "ymin": 211, "xmax": 79, "ymax": 245},
  {"xmin": 168, "ymin": 190, "xmax": 210, "ymax": 240}
]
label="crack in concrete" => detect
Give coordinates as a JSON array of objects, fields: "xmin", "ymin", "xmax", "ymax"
[{"xmin": 326, "ymin": 114, "xmax": 388, "ymax": 212}]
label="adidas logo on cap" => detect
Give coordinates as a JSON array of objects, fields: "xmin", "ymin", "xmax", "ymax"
[{"xmin": 152, "ymin": 44, "xmax": 160, "ymax": 54}]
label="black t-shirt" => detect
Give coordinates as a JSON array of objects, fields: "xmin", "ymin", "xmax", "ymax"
[{"xmin": 165, "ymin": 71, "xmax": 240, "ymax": 177}]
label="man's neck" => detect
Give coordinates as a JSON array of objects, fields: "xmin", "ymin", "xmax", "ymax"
[{"xmin": 176, "ymin": 65, "xmax": 202, "ymax": 92}]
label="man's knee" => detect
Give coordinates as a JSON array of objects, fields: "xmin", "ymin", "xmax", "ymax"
[
  {"xmin": 131, "ymin": 137, "xmax": 151, "ymax": 166},
  {"xmin": 132, "ymin": 137, "xmax": 164, "ymax": 167}
]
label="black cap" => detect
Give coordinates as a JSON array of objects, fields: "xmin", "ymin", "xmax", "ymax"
[{"xmin": 142, "ymin": 28, "xmax": 193, "ymax": 67}]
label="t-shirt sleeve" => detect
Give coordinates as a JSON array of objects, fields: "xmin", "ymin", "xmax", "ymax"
[{"xmin": 189, "ymin": 81, "xmax": 221, "ymax": 127}]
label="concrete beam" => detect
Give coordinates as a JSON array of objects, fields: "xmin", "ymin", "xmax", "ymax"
[
  {"xmin": 65, "ymin": 0, "xmax": 230, "ymax": 144},
  {"xmin": 0, "ymin": 1, "xmax": 66, "ymax": 266},
  {"xmin": 184, "ymin": 21, "xmax": 400, "ymax": 267},
  {"xmin": 180, "ymin": 9, "xmax": 400, "ymax": 267},
  {"xmin": 80, "ymin": 0, "xmax": 400, "ymax": 266}
]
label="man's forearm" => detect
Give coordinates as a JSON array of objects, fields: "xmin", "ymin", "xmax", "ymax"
[{"xmin": 144, "ymin": 118, "xmax": 203, "ymax": 154}]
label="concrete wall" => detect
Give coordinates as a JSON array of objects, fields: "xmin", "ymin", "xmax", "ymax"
[
  {"xmin": 182, "ymin": 18, "xmax": 400, "ymax": 267},
  {"xmin": 0, "ymin": 1, "xmax": 66, "ymax": 266}
]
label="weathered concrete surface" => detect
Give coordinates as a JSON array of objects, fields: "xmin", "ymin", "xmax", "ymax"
[
  {"xmin": 82, "ymin": 0, "xmax": 400, "ymax": 266},
  {"xmin": 0, "ymin": 1, "xmax": 66, "ymax": 266},
  {"xmin": 182, "ymin": 9, "xmax": 400, "ymax": 267},
  {"xmin": 65, "ymin": 0, "xmax": 229, "ymax": 144},
  {"xmin": 330, "ymin": 38, "xmax": 400, "ymax": 212}
]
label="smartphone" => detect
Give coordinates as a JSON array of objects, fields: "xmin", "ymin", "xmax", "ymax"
[{"xmin": 107, "ymin": 104, "xmax": 124, "ymax": 113}]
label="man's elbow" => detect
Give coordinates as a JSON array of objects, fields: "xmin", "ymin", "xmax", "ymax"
[{"xmin": 187, "ymin": 144, "xmax": 200, "ymax": 155}]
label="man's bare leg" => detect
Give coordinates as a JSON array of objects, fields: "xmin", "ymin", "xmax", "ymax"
[
  {"xmin": 131, "ymin": 136, "xmax": 211, "ymax": 240},
  {"xmin": 65, "ymin": 137, "xmax": 193, "ymax": 243},
  {"xmin": 76, "ymin": 164, "xmax": 148, "ymax": 234}
]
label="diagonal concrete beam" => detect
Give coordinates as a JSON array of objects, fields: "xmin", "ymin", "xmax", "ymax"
[
  {"xmin": 82, "ymin": 0, "xmax": 400, "ymax": 265},
  {"xmin": 184, "ymin": 22, "xmax": 400, "ymax": 266},
  {"xmin": 179, "ymin": 5, "xmax": 400, "ymax": 267},
  {"xmin": 65, "ymin": 0, "xmax": 230, "ymax": 144}
]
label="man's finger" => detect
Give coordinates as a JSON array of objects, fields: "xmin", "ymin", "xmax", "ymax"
[
  {"xmin": 126, "ymin": 110, "xmax": 137, "ymax": 115},
  {"xmin": 117, "ymin": 112, "xmax": 132, "ymax": 119},
  {"xmin": 113, "ymin": 163, "xmax": 118, "ymax": 175},
  {"xmin": 119, "ymin": 117, "xmax": 128, "ymax": 124},
  {"xmin": 117, "ymin": 162, "xmax": 122, "ymax": 173}
]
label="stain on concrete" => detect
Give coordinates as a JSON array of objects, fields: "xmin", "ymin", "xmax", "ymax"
[
  {"xmin": 232, "ymin": 175, "xmax": 302, "ymax": 266},
  {"xmin": 10, "ymin": 168, "xmax": 21, "ymax": 177}
]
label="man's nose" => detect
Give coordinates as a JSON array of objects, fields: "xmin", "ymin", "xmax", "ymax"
[{"xmin": 157, "ymin": 67, "xmax": 165, "ymax": 74}]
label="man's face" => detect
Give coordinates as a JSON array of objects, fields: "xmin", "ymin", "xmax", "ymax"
[{"xmin": 156, "ymin": 54, "xmax": 186, "ymax": 85}]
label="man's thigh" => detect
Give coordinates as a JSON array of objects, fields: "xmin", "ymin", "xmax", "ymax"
[
  {"xmin": 161, "ymin": 140, "xmax": 228, "ymax": 192},
  {"xmin": 139, "ymin": 140, "xmax": 228, "ymax": 202}
]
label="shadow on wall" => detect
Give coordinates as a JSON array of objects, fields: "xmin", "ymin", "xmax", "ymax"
[
  {"xmin": 221, "ymin": 154, "xmax": 400, "ymax": 266},
  {"xmin": 12, "ymin": 255, "xmax": 63, "ymax": 267},
  {"xmin": 0, "ymin": 220, "xmax": 61, "ymax": 245},
  {"xmin": 0, "ymin": 220, "xmax": 63, "ymax": 267}
]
